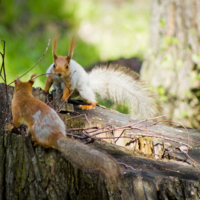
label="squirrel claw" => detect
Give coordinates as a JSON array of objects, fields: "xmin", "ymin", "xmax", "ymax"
[{"xmin": 42, "ymin": 90, "xmax": 49, "ymax": 93}]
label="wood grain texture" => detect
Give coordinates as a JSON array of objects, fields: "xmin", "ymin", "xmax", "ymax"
[{"xmin": 1, "ymin": 83, "xmax": 200, "ymax": 199}]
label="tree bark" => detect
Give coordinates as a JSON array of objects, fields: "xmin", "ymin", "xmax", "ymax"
[
  {"xmin": 1, "ymin": 83, "xmax": 200, "ymax": 200},
  {"xmin": 141, "ymin": 0, "xmax": 200, "ymax": 128}
]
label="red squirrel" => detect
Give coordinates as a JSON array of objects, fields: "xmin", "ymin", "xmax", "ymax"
[
  {"xmin": 8, "ymin": 75, "xmax": 120, "ymax": 183},
  {"xmin": 43, "ymin": 37, "xmax": 158, "ymax": 119},
  {"xmin": 43, "ymin": 36, "xmax": 78, "ymax": 103}
]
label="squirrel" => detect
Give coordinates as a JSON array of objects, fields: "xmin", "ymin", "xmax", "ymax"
[
  {"xmin": 8, "ymin": 74, "xmax": 120, "ymax": 184},
  {"xmin": 43, "ymin": 37, "xmax": 158, "ymax": 119}
]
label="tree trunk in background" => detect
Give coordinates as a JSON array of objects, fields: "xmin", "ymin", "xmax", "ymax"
[{"xmin": 141, "ymin": 0, "xmax": 200, "ymax": 128}]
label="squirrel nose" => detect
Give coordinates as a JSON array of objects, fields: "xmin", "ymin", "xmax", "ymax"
[{"xmin": 58, "ymin": 73, "xmax": 62, "ymax": 77}]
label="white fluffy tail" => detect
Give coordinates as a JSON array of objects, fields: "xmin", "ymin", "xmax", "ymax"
[{"xmin": 89, "ymin": 65, "xmax": 157, "ymax": 119}]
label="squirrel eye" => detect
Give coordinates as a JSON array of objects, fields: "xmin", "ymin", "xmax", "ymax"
[
  {"xmin": 53, "ymin": 64, "xmax": 55, "ymax": 68},
  {"xmin": 66, "ymin": 65, "xmax": 68, "ymax": 69}
]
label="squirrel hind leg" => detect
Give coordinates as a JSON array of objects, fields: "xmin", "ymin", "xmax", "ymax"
[
  {"xmin": 78, "ymin": 100, "xmax": 97, "ymax": 110},
  {"xmin": 78, "ymin": 88, "xmax": 96, "ymax": 110}
]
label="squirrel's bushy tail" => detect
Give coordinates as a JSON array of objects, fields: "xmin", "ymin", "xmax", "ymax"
[
  {"xmin": 89, "ymin": 65, "xmax": 157, "ymax": 119},
  {"xmin": 55, "ymin": 136, "xmax": 120, "ymax": 183}
]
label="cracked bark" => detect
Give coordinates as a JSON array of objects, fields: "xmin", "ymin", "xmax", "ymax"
[{"xmin": 1, "ymin": 83, "xmax": 200, "ymax": 200}]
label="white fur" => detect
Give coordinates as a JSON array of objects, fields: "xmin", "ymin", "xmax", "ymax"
[
  {"xmin": 89, "ymin": 67, "xmax": 156, "ymax": 119},
  {"xmin": 32, "ymin": 109, "xmax": 66, "ymax": 141},
  {"xmin": 47, "ymin": 64, "xmax": 65, "ymax": 90},
  {"xmin": 46, "ymin": 60, "xmax": 156, "ymax": 119},
  {"xmin": 46, "ymin": 60, "xmax": 96, "ymax": 102}
]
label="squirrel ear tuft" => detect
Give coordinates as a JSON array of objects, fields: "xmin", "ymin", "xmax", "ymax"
[
  {"xmin": 53, "ymin": 36, "xmax": 60, "ymax": 61},
  {"xmin": 67, "ymin": 36, "xmax": 77, "ymax": 62},
  {"xmin": 29, "ymin": 74, "xmax": 37, "ymax": 85},
  {"xmin": 14, "ymin": 77, "xmax": 20, "ymax": 85}
]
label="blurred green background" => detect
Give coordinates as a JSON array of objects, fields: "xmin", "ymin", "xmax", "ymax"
[{"xmin": 0, "ymin": 0, "xmax": 150, "ymax": 88}]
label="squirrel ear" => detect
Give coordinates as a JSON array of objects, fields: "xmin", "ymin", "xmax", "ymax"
[
  {"xmin": 66, "ymin": 55, "xmax": 71, "ymax": 63},
  {"xmin": 29, "ymin": 74, "xmax": 37, "ymax": 85},
  {"xmin": 14, "ymin": 77, "xmax": 20, "ymax": 85},
  {"xmin": 67, "ymin": 36, "xmax": 77, "ymax": 63},
  {"xmin": 53, "ymin": 36, "xmax": 59, "ymax": 61},
  {"xmin": 53, "ymin": 52, "xmax": 58, "ymax": 61}
]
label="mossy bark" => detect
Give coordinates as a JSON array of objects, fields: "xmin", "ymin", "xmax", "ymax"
[
  {"xmin": 1, "ymin": 132, "xmax": 111, "ymax": 200},
  {"xmin": 1, "ymin": 83, "xmax": 200, "ymax": 200}
]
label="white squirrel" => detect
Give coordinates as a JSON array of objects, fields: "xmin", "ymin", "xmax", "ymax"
[{"xmin": 43, "ymin": 37, "xmax": 157, "ymax": 119}]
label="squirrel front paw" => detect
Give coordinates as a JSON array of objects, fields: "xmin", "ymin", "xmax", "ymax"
[
  {"xmin": 61, "ymin": 97, "xmax": 69, "ymax": 102},
  {"xmin": 42, "ymin": 89, "xmax": 49, "ymax": 93}
]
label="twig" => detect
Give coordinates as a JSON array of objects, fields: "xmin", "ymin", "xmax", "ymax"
[
  {"xmin": 64, "ymin": 114, "xmax": 84, "ymax": 121},
  {"xmin": 128, "ymin": 132, "xmax": 192, "ymax": 148},
  {"xmin": 93, "ymin": 115, "xmax": 167, "ymax": 135},
  {"xmin": 89, "ymin": 118, "xmax": 199, "ymax": 147},
  {"xmin": 115, "ymin": 129, "xmax": 125, "ymax": 143},
  {"xmin": 185, "ymin": 152, "xmax": 200, "ymax": 165},
  {"xmin": 0, "ymin": 39, "xmax": 10, "ymax": 125},
  {"xmin": 8, "ymin": 39, "xmax": 51, "ymax": 86},
  {"xmin": 64, "ymin": 113, "xmax": 91, "ymax": 126},
  {"xmin": 56, "ymin": 90, "xmax": 74, "ymax": 112},
  {"xmin": 154, "ymin": 120, "xmax": 200, "ymax": 165},
  {"xmin": 86, "ymin": 124, "xmax": 114, "ymax": 135},
  {"xmin": 127, "ymin": 115, "xmax": 167, "ymax": 128},
  {"xmin": 97, "ymin": 136, "xmax": 137, "ymax": 140},
  {"xmin": 118, "ymin": 162, "xmax": 140, "ymax": 171},
  {"xmin": 35, "ymin": 68, "xmax": 77, "ymax": 112},
  {"xmin": 34, "ymin": 73, "xmax": 69, "ymax": 90},
  {"xmin": 83, "ymin": 114, "xmax": 91, "ymax": 126},
  {"xmin": 156, "ymin": 120, "xmax": 190, "ymax": 151},
  {"xmin": 0, "ymin": 39, "xmax": 6, "ymax": 84},
  {"xmin": 67, "ymin": 126, "xmax": 99, "ymax": 131},
  {"xmin": 34, "ymin": 73, "xmax": 73, "ymax": 112},
  {"xmin": 0, "ymin": 40, "xmax": 51, "ymax": 99}
]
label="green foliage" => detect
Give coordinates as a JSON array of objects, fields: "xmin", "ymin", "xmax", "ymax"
[
  {"xmin": 0, "ymin": 0, "xmax": 102, "ymax": 87},
  {"xmin": 0, "ymin": 0, "xmax": 150, "ymax": 114},
  {"xmin": 191, "ymin": 71, "xmax": 200, "ymax": 84},
  {"xmin": 196, "ymin": 90, "xmax": 200, "ymax": 97},
  {"xmin": 176, "ymin": 110, "xmax": 189, "ymax": 118},
  {"xmin": 157, "ymin": 85, "xmax": 168, "ymax": 102},
  {"xmin": 0, "ymin": 0, "xmax": 150, "ymax": 88},
  {"xmin": 191, "ymin": 53, "xmax": 200, "ymax": 65},
  {"xmin": 97, "ymin": 99, "xmax": 130, "ymax": 114},
  {"xmin": 159, "ymin": 18, "xmax": 166, "ymax": 27},
  {"xmin": 162, "ymin": 36, "xmax": 179, "ymax": 50}
]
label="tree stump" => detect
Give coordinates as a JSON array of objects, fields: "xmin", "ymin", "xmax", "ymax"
[{"xmin": 1, "ymin": 83, "xmax": 200, "ymax": 200}]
